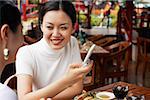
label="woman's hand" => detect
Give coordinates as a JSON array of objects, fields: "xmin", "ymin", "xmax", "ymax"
[
  {"xmin": 40, "ymin": 98, "xmax": 51, "ymax": 100},
  {"xmin": 63, "ymin": 60, "xmax": 93, "ymax": 86}
]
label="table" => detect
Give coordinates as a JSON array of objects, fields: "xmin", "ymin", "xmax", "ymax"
[
  {"xmin": 80, "ymin": 45, "xmax": 109, "ymax": 54},
  {"xmin": 81, "ymin": 27, "xmax": 116, "ymax": 35},
  {"xmin": 92, "ymin": 82, "xmax": 150, "ymax": 99}
]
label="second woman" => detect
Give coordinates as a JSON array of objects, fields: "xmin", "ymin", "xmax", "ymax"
[{"xmin": 16, "ymin": 1, "xmax": 93, "ymax": 100}]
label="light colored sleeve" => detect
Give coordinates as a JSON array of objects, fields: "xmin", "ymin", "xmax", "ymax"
[
  {"xmin": 15, "ymin": 46, "xmax": 35, "ymax": 76},
  {"xmin": 71, "ymin": 36, "xmax": 82, "ymax": 63},
  {"xmin": 0, "ymin": 84, "xmax": 17, "ymax": 100}
]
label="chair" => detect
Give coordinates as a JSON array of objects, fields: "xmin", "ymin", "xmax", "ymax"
[
  {"xmin": 87, "ymin": 34, "xmax": 104, "ymax": 42},
  {"xmin": 136, "ymin": 37, "xmax": 150, "ymax": 86},
  {"xmin": 93, "ymin": 37, "xmax": 117, "ymax": 47},
  {"xmin": 100, "ymin": 41, "xmax": 131, "ymax": 85},
  {"xmin": 92, "ymin": 34, "xmax": 125, "ymax": 47},
  {"xmin": 80, "ymin": 44, "xmax": 109, "ymax": 91},
  {"xmin": 83, "ymin": 65, "xmax": 95, "ymax": 91},
  {"xmin": 81, "ymin": 52, "xmax": 95, "ymax": 91},
  {"xmin": 1, "ymin": 63, "xmax": 17, "ymax": 90},
  {"xmin": 4, "ymin": 74, "xmax": 17, "ymax": 92}
]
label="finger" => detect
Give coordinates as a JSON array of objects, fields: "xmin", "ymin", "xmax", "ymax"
[
  {"xmin": 47, "ymin": 98, "xmax": 52, "ymax": 100},
  {"xmin": 87, "ymin": 60, "xmax": 94, "ymax": 68},
  {"xmin": 40, "ymin": 98, "xmax": 45, "ymax": 100},
  {"xmin": 74, "ymin": 66, "xmax": 91, "ymax": 75},
  {"xmin": 69, "ymin": 63, "xmax": 82, "ymax": 69},
  {"xmin": 77, "ymin": 60, "xmax": 94, "ymax": 74}
]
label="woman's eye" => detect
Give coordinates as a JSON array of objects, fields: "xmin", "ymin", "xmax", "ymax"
[
  {"xmin": 47, "ymin": 26, "xmax": 53, "ymax": 30},
  {"xmin": 60, "ymin": 27, "xmax": 67, "ymax": 30}
]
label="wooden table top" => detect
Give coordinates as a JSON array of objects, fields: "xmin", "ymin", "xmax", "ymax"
[
  {"xmin": 80, "ymin": 45, "xmax": 109, "ymax": 54},
  {"xmin": 92, "ymin": 82, "xmax": 150, "ymax": 99}
]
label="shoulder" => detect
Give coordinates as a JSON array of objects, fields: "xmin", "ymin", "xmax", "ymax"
[
  {"xmin": 17, "ymin": 45, "xmax": 29, "ymax": 55},
  {"xmin": 17, "ymin": 41, "xmax": 40, "ymax": 54},
  {"xmin": 71, "ymin": 36, "xmax": 78, "ymax": 42},
  {"xmin": 0, "ymin": 84, "xmax": 17, "ymax": 99},
  {"xmin": 16, "ymin": 45, "xmax": 34, "ymax": 59},
  {"xmin": 70, "ymin": 36, "xmax": 78, "ymax": 46}
]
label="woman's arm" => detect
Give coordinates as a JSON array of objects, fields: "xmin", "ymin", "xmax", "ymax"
[
  {"xmin": 17, "ymin": 62, "xmax": 93, "ymax": 100},
  {"xmin": 52, "ymin": 80, "xmax": 83, "ymax": 100},
  {"xmin": 17, "ymin": 75, "xmax": 70, "ymax": 100},
  {"xmin": 52, "ymin": 61, "xmax": 93, "ymax": 100}
]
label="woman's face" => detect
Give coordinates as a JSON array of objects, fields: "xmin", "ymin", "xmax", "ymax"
[
  {"xmin": 7, "ymin": 24, "xmax": 24, "ymax": 63},
  {"xmin": 41, "ymin": 10, "xmax": 74, "ymax": 50}
]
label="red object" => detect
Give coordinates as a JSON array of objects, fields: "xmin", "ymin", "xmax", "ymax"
[
  {"xmin": 22, "ymin": 4, "xmax": 27, "ymax": 21},
  {"xmin": 75, "ymin": 2, "xmax": 86, "ymax": 12},
  {"xmin": 74, "ymin": 22, "xmax": 79, "ymax": 32}
]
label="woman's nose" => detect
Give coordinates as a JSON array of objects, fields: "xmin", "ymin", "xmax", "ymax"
[{"xmin": 52, "ymin": 28, "xmax": 61, "ymax": 36}]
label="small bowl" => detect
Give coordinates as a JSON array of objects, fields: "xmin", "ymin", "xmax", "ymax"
[{"xmin": 96, "ymin": 91, "xmax": 115, "ymax": 100}]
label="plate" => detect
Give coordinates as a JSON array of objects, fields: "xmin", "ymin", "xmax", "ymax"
[{"xmin": 96, "ymin": 91, "xmax": 115, "ymax": 100}]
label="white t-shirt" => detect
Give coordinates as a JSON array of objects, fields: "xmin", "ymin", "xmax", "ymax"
[
  {"xmin": 16, "ymin": 36, "xmax": 82, "ymax": 91},
  {"xmin": 0, "ymin": 83, "xmax": 17, "ymax": 100}
]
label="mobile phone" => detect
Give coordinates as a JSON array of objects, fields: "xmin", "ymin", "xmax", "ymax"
[{"xmin": 82, "ymin": 44, "xmax": 96, "ymax": 67}]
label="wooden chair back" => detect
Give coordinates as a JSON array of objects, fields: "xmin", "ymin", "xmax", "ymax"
[
  {"xmin": 80, "ymin": 44, "xmax": 110, "ymax": 90},
  {"xmin": 100, "ymin": 41, "xmax": 131, "ymax": 85},
  {"xmin": 87, "ymin": 35, "xmax": 104, "ymax": 42},
  {"xmin": 4, "ymin": 74, "xmax": 17, "ymax": 91},
  {"xmin": 136, "ymin": 37, "xmax": 150, "ymax": 86},
  {"xmin": 81, "ymin": 53, "xmax": 95, "ymax": 91},
  {"xmin": 94, "ymin": 37, "xmax": 117, "ymax": 47},
  {"xmin": 137, "ymin": 37, "xmax": 150, "ymax": 59}
]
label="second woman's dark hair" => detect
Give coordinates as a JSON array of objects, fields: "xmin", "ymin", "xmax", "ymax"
[
  {"xmin": 38, "ymin": 0, "xmax": 76, "ymax": 29},
  {"xmin": 0, "ymin": 1, "xmax": 21, "ymax": 33}
]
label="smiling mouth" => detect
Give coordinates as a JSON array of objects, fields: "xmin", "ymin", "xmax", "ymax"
[{"xmin": 51, "ymin": 39, "xmax": 63, "ymax": 45}]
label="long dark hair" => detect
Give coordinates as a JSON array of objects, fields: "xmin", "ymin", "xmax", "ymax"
[{"xmin": 0, "ymin": 1, "xmax": 21, "ymax": 33}]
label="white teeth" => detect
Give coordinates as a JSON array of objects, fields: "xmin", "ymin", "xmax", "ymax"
[{"xmin": 51, "ymin": 39, "xmax": 62, "ymax": 45}]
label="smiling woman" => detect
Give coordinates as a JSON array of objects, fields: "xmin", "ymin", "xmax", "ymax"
[{"xmin": 16, "ymin": 1, "xmax": 93, "ymax": 100}]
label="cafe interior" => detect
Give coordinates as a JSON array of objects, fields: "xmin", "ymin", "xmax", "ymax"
[{"xmin": 1, "ymin": 0, "xmax": 150, "ymax": 99}]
